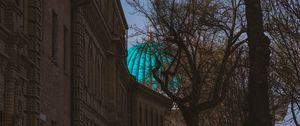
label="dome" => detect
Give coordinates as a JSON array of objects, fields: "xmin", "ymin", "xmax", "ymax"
[{"xmin": 127, "ymin": 42, "xmax": 177, "ymax": 90}]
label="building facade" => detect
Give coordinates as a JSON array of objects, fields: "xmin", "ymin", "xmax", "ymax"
[
  {"xmin": 0, "ymin": 0, "xmax": 44, "ymax": 125},
  {"xmin": 0, "ymin": 0, "xmax": 174, "ymax": 126},
  {"xmin": 131, "ymin": 83, "xmax": 173, "ymax": 126},
  {"xmin": 0, "ymin": 0, "xmax": 157, "ymax": 126},
  {"xmin": 70, "ymin": 0, "xmax": 129, "ymax": 126}
]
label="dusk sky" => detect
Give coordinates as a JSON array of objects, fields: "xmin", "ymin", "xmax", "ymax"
[{"xmin": 121, "ymin": 0, "xmax": 146, "ymax": 47}]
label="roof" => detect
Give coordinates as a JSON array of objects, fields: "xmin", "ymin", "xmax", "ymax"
[
  {"xmin": 134, "ymin": 81, "xmax": 173, "ymax": 108},
  {"xmin": 127, "ymin": 42, "xmax": 178, "ymax": 90}
]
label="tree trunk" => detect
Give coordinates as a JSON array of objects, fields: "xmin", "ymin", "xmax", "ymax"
[
  {"xmin": 245, "ymin": 0, "xmax": 272, "ymax": 126},
  {"xmin": 182, "ymin": 109, "xmax": 199, "ymax": 126}
]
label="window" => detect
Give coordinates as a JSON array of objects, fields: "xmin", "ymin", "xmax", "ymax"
[
  {"xmin": 95, "ymin": 0, "xmax": 101, "ymax": 10},
  {"xmin": 101, "ymin": 0, "xmax": 107, "ymax": 15},
  {"xmin": 107, "ymin": 1, "xmax": 113, "ymax": 26},
  {"xmin": 22, "ymin": 0, "xmax": 28, "ymax": 33},
  {"xmin": 96, "ymin": 56, "xmax": 100, "ymax": 98},
  {"xmin": 160, "ymin": 115, "xmax": 164, "ymax": 126},
  {"xmin": 15, "ymin": 0, "xmax": 21, "ymax": 7},
  {"xmin": 145, "ymin": 106, "xmax": 148, "ymax": 126},
  {"xmin": 155, "ymin": 111, "xmax": 159, "ymax": 126},
  {"xmin": 87, "ymin": 42, "xmax": 94, "ymax": 94},
  {"xmin": 96, "ymin": 55, "xmax": 103, "ymax": 100},
  {"xmin": 150, "ymin": 108, "xmax": 153, "ymax": 126},
  {"xmin": 113, "ymin": 13, "xmax": 119, "ymax": 35},
  {"xmin": 51, "ymin": 11, "xmax": 58, "ymax": 63},
  {"xmin": 17, "ymin": 100, "xmax": 23, "ymax": 113},
  {"xmin": 0, "ymin": 75, "xmax": 3, "ymax": 113},
  {"xmin": 0, "ymin": 111, "xmax": 2, "ymax": 124},
  {"xmin": 0, "ymin": 7, "xmax": 3, "ymax": 24},
  {"xmin": 64, "ymin": 26, "xmax": 70, "ymax": 73},
  {"xmin": 139, "ymin": 105, "xmax": 142, "ymax": 125},
  {"xmin": 51, "ymin": 120, "xmax": 57, "ymax": 126},
  {"xmin": 99, "ymin": 56, "xmax": 104, "ymax": 100}
]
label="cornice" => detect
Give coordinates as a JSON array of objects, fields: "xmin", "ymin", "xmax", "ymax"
[
  {"xmin": 112, "ymin": 35, "xmax": 127, "ymax": 56},
  {"xmin": 135, "ymin": 83, "xmax": 173, "ymax": 108},
  {"xmin": 116, "ymin": 0, "xmax": 128, "ymax": 29}
]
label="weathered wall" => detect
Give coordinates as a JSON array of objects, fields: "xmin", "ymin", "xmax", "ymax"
[{"xmin": 40, "ymin": 0, "xmax": 71, "ymax": 125}]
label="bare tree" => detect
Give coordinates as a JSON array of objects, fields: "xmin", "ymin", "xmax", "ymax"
[
  {"xmin": 126, "ymin": 0, "xmax": 246, "ymax": 125},
  {"xmin": 196, "ymin": 50, "xmax": 249, "ymax": 126},
  {"xmin": 264, "ymin": 0, "xmax": 300, "ymax": 125}
]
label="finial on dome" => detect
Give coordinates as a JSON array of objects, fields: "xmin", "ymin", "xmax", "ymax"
[
  {"xmin": 146, "ymin": 32, "xmax": 154, "ymax": 41},
  {"xmin": 146, "ymin": 20, "xmax": 154, "ymax": 41}
]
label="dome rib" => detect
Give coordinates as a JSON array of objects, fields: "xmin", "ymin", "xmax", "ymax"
[
  {"xmin": 135, "ymin": 45, "xmax": 146, "ymax": 82},
  {"xmin": 127, "ymin": 42, "xmax": 178, "ymax": 91},
  {"xmin": 136, "ymin": 44, "xmax": 149, "ymax": 81},
  {"xmin": 128, "ymin": 45, "xmax": 141, "ymax": 74}
]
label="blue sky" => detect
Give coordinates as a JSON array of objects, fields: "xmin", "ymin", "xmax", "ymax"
[
  {"xmin": 275, "ymin": 105, "xmax": 300, "ymax": 126},
  {"xmin": 121, "ymin": 0, "xmax": 146, "ymax": 47}
]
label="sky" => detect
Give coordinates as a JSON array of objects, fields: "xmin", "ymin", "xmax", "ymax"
[
  {"xmin": 275, "ymin": 105, "xmax": 300, "ymax": 126},
  {"xmin": 120, "ymin": 1, "xmax": 299, "ymax": 126},
  {"xmin": 121, "ymin": 0, "xmax": 147, "ymax": 47}
]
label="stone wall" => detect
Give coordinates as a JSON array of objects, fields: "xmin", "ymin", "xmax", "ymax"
[
  {"xmin": 40, "ymin": 0, "xmax": 71, "ymax": 125},
  {"xmin": 0, "ymin": 0, "xmax": 130, "ymax": 126},
  {"xmin": 132, "ymin": 83, "xmax": 173, "ymax": 126}
]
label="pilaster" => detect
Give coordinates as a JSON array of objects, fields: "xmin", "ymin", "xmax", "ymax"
[
  {"xmin": 26, "ymin": 0, "xmax": 42, "ymax": 125},
  {"xmin": 71, "ymin": 5, "xmax": 85, "ymax": 126},
  {"xmin": 3, "ymin": 41, "xmax": 17, "ymax": 126}
]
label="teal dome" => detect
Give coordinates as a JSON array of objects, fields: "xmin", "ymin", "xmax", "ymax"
[{"xmin": 127, "ymin": 42, "xmax": 177, "ymax": 90}]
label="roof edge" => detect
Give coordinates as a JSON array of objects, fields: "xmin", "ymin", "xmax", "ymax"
[
  {"xmin": 134, "ymin": 81, "xmax": 173, "ymax": 108},
  {"xmin": 116, "ymin": 0, "xmax": 129, "ymax": 29}
]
